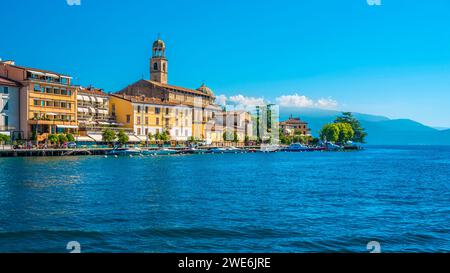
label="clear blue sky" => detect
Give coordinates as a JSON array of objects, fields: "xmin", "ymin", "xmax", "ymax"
[{"xmin": 1, "ymin": 0, "xmax": 450, "ymax": 127}]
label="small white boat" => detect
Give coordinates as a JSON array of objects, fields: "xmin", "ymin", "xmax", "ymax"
[
  {"xmin": 144, "ymin": 148, "xmax": 178, "ymax": 156},
  {"xmin": 260, "ymin": 144, "xmax": 280, "ymax": 152},
  {"xmin": 107, "ymin": 147, "xmax": 142, "ymax": 156},
  {"xmin": 325, "ymin": 142, "xmax": 343, "ymax": 151},
  {"xmin": 281, "ymin": 143, "xmax": 313, "ymax": 152},
  {"xmin": 210, "ymin": 147, "xmax": 243, "ymax": 154}
]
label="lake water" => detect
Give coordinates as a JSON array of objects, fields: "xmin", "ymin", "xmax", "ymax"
[{"xmin": 0, "ymin": 146, "xmax": 449, "ymax": 253}]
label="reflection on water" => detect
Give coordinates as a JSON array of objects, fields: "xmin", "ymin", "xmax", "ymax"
[{"xmin": 0, "ymin": 146, "xmax": 450, "ymax": 252}]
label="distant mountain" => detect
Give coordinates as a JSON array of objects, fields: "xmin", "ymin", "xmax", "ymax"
[
  {"xmin": 279, "ymin": 108, "xmax": 450, "ymax": 145},
  {"xmin": 433, "ymin": 127, "xmax": 450, "ymax": 131}
]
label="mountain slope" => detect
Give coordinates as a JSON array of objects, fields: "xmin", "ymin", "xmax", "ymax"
[{"xmin": 279, "ymin": 108, "xmax": 450, "ymax": 145}]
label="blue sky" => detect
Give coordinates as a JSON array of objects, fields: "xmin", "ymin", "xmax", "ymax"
[{"xmin": 1, "ymin": 0, "xmax": 450, "ymax": 127}]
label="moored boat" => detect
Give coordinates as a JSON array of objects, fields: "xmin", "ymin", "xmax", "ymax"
[
  {"xmin": 107, "ymin": 147, "xmax": 142, "ymax": 156},
  {"xmin": 143, "ymin": 148, "xmax": 178, "ymax": 156},
  {"xmin": 281, "ymin": 143, "xmax": 313, "ymax": 152}
]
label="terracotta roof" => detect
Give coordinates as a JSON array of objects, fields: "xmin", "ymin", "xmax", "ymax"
[
  {"xmin": 1, "ymin": 61, "xmax": 71, "ymax": 77},
  {"xmin": 281, "ymin": 117, "xmax": 308, "ymax": 125},
  {"xmin": 111, "ymin": 93, "xmax": 178, "ymax": 106},
  {"xmin": 79, "ymin": 86, "xmax": 108, "ymax": 97},
  {"xmin": 145, "ymin": 80, "xmax": 215, "ymax": 97},
  {"xmin": 0, "ymin": 76, "xmax": 21, "ymax": 87}
]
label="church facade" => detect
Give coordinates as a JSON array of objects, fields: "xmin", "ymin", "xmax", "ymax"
[{"xmin": 114, "ymin": 39, "xmax": 221, "ymax": 142}]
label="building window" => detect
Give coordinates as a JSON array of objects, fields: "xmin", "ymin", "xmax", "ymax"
[
  {"xmin": 126, "ymin": 115, "xmax": 131, "ymax": 123},
  {"xmin": 155, "ymin": 107, "xmax": 160, "ymax": 114},
  {"xmin": 137, "ymin": 116, "xmax": 141, "ymax": 125},
  {"xmin": 145, "ymin": 128, "xmax": 148, "ymax": 135},
  {"xmin": 34, "ymin": 84, "xmax": 40, "ymax": 91},
  {"xmin": 163, "ymin": 63, "xmax": 166, "ymax": 72},
  {"xmin": 145, "ymin": 117, "xmax": 148, "ymax": 124},
  {"xmin": 156, "ymin": 118, "xmax": 159, "ymax": 125},
  {"xmin": 153, "ymin": 62, "xmax": 158, "ymax": 70},
  {"xmin": 3, "ymin": 101, "xmax": 8, "ymax": 110},
  {"xmin": 137, "ymin": 105, "xmax": 141, "ymax": 113},
  {"xmin": 3, "ymin": 87, "xmax": 8, "ymax": 94},
  {"xmin": 137, "ymin": 128, "xmax": 141, "ymax": 135},
  {"xmin": 145, "ymin": 106, "xmax": 148, "ymax": 113},
  {"xmin": 165, "ymin": 108, "xmax": 169, "ymax": 115},
  {"xmin": 4, "ymin": 116, "xmax": 8, "ymax": 126}
]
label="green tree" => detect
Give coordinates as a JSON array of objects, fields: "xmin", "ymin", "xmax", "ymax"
[
  {"xmin": 160, "ymin": 130, "xmax": 170, "ymax": 142},
  {"xmin": 244, "ymin": 135, "xmax": 250, "ymax": 145},
  {"xmin": 223, "ymin": 131, "xmax": 233, "ymax": 142},
  {"xmin": 148, "ymin": 132, "xmax": 155, "ymax": 141},
  {"xmin": 66, "ymin": 134, "xmax": 75, "ymax": 142},
  {"xmin": 334, "ymin": 112, "xmax": 367, "ymax": 143},
  {"xmin": 0, "ymin": 134, "xmax": 11, "ymax": 146},
  {"xmin": 102, "ymin": 128, "xmax": 116, "ymax": 144},
  {"xmin": 155, "ymin": 132, "xmax": 162, "ymax": 141},
  {"xmin": 319, "ymin": 123, "xmax": 340, "ymax": 143},
  {"xmin": 48, "ymin": 134, "xmax": 59, "ymax": 145},
  {"xmin": 233, "ymin": 132, "xmax": 239, "ymax": 143},
  {"xmin": 58, "ymin": 134, "xmax": 68, "ymax": 144},
  {"xmin": 117, "ymin": 130, "xmax": 129, "ymax": 145},
  {"xmin": 335, "ymin": 122, "xmax": 354, "ymax": 144}
]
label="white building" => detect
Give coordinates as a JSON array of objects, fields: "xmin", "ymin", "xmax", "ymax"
[{"xmin": 0, "ymin": 76, "xmax": 20, "ymax": 138}]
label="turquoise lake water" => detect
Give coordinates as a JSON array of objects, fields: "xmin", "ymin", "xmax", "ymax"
[{"xmin": 0, "ymin": 146, "xmax": 449, "ymax": 252}]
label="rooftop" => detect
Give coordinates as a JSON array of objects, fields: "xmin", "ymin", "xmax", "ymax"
[
  {"xmin": 111, "ymin": 93, "xmax": 179, "ymax": 106},
  {"xmin": 0, "ymin": 76, "xmax": 21, "ymax": 87},
  {"xmin": 145, "ymin": 80, "xmax": 215, "ymax": 98},
  {"xmin": 79, "ymin": 86, "xmax": 109, "ymax": 97},
  {"xmin": 0, "ymin": 61, "xmax": 71, "ymax": 78}
]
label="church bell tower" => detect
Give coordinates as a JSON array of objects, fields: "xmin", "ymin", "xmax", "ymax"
[{"xmin": 150, "ymin": 38, "xmax": 168, "ymax": 84}]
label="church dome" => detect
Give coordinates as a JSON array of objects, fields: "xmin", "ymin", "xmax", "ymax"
[
  {"xmin": 197, "ymin": 83, "xmax": 214, "ymax": 96},
  {"xmin": 153, "ymin": 39, "xmax": 165, "ymax": 49}
]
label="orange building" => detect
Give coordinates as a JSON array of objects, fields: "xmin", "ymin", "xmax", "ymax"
[{"xmin": 0, "ymin": 60, "xmax": 78, "ymax": 141}]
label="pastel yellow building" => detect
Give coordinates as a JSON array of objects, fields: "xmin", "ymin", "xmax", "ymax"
[
  {"xmin": 0, "ymin": 60, "xmax": 78, "ymax": 141},
  {"xmin": 110, "ymin": 94, "xmax": 192, "ymax": 141}
]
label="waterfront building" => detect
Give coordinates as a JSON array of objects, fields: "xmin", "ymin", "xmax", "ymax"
[
  {"xmin": 0, "ymin": 60, "xmax": 78, "ymax": 141},
  {"xmin": 0, "ymin": 76, "xmax": 21, "ymax": 138},
  {"xmin": 77, "ymin": 86, "xmax": 111, "ymax": 130},
  {"xmin": 213, "ymin": 110, "xmax": 253, "ymax": 143},
  {"xmin": 110, "ymin": 94, "xmax": 191, "ymax": 142},
  {"xmin": 115, "ymin": 38, "xmax": 220, "ymax": 142},
  {"xmin": 280, "ymin": 115, "xmax": 311, "ymax": 136}
]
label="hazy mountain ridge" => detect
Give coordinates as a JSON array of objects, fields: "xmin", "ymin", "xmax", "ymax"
[{"xmin": 279, "ymin": 108, "xmax": 450, "ymax": 145}]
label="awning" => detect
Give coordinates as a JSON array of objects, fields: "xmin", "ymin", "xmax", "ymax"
[
  {"xmin": 76, "ymin": 136, "xmax": 95, "ymax": 142},
  {"xmin": 82, "ymin": 95, "xmax": 91, "ymax": 102},
  {"xmin": 78, "ymin": 107, "xmax": 89, "ymax": 113},
  {"xmin": 28, "ymin": 70, "xmax": 45, "ymax": 76},
  {"xmin": 77, "ymin": 95, "xmax": 84, "ymax": 100},
  {"xmin": 88, "ymin": 134, "xmax": 103, "ymax": 142},
  {"xmin": 128, "ymin": 135, "xmax": 142, "ymax": 142},
  {"xmin": 57, "ymin": 125, "xmax": 78, "ymax": 129},
  {"xmin": 97, "ymin": 109, "xmax": 108, "ymax": 115},
  {"xmin": 45, "ymin": 73, "xmax": 59, "ymax": 78},
  {"xmin": 96, "ymin": 97, "xmax": 105, "ymax": 103}
]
